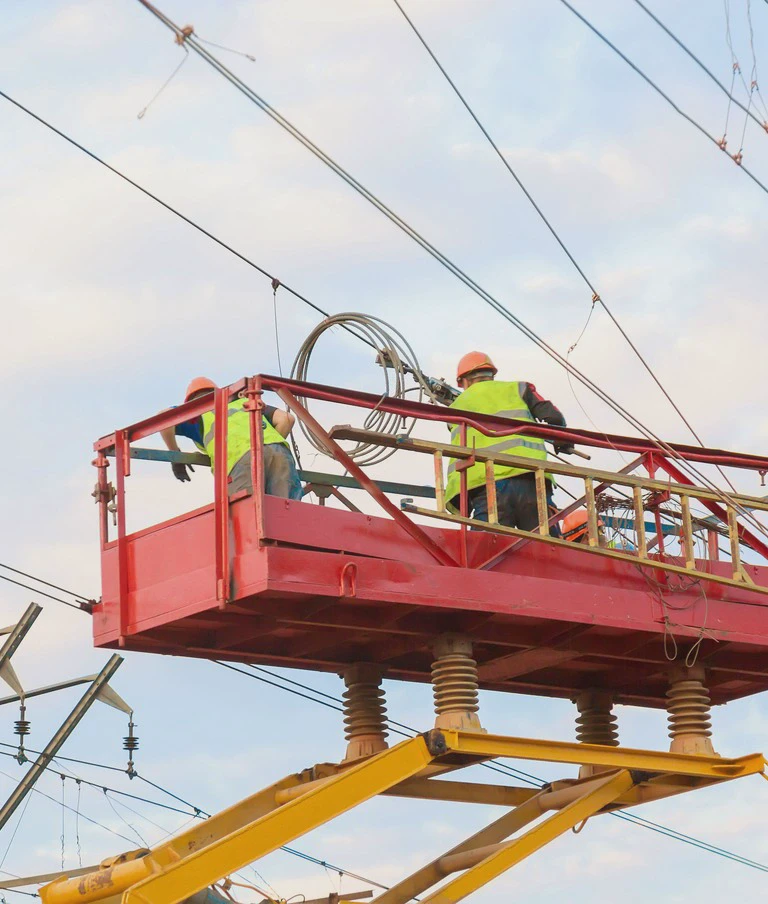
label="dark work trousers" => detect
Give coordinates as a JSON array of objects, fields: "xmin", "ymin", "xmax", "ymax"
[
  {"xmin": 467, "ymin": 473, "xmax": 561, "ymax": 537},
  {"xmin": 228, "ymin": 446, "xmax": 303, "ymax": 499}
]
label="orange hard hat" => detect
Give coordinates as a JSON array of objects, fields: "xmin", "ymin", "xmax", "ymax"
[
  {"xmin": 562, "ymin": 509, "xmax": 604, "ymax": 542},
  {"xmin": 184, "ymin": 376, "xmax": 217, "ymax": 402},
  {"xmin": 456, "ymin": 351, "xmax": 497, "ymax": 382}
]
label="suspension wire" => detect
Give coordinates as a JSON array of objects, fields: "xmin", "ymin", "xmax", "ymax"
[
  {"xmin": 0, "ymin": 90, "xmax": 374, "ymax": 355},
  {"xmin": 2, "ymin": 61, "xmax": 764, "ymax": 531},
  {"xmin": 102, "ymin": 789, "xmax": 148, "ymax": 848},
  {"xmin": 197, "ymin": 37, "xmax": 256, "ymax": 63},
  {"xmin": 0, "ymin": 574, "xmax": 89, "ymax": 613},
  {"xmin": 0, "ymin": 748, "xmax": 199, "ymax": 818},
  {"xmin": 557, "ymin": 0, "xmax": 768, "ymax": 188},
  {"xmin": 74, "ymin": 781, "xmax": 82, "ymax": 868},
  {"xmin": 630, "ymin": 0, "xmax": 768, "ymax": 133},
  {"xmin": 215, "ymin": 660, "xmax": 768, "ymax": 869},
  {"xmin": 0, "ymin": 564, "xmax": 91, "ymax": 604},
  {"xmin": 7, "ymin": 709, "xmax": 389, "ymax": 894},
  {"xmin": 137, "ymin": 46, "xmax": 189, "ymax": 119},
  {"xmin": 747, "ymin": 0, "xmax": 768, "ymax": 120},
  {"xmin": 390, "ymin": 0, "xmax": 736, "ymax": 490},
  {"xmin": 0, "ymin": 796, "xmax": 32, "ymax": 872},
  {"xmin": 1, "ymin": 83, "xmax": 761, "ymax": 536},
  {"xmin": 128, "ymin": 6, "xmax": 768, "ymax": 542},
  {"xmin": 0, "ymin": 767, "xmax": 137, "ymax": 848}
]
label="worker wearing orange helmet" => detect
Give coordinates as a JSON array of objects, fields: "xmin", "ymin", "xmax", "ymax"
[
  {"xmin": 160, "ymin": 377, "xmax": 302, "ymax": 499},
  {"xmin": 445, "ymin": 352, "xmax": 573, "ymax": 533}
]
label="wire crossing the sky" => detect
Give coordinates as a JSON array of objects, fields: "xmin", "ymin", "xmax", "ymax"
[
  {"xmin": 390, "ymin": 0, "xmax": 715, "ymax": 474},
  {"xmin": 0, "ymin": 90, "xmax": 376, "ymax": 356},
  {"xmin": 557, "ymin": 0, "xmax": 768, "ymax": 190},
  {"xmin": 215, "ymin": 661, "xmax": 768, "ymax": 876},
  {"xmin": 130, "ymin": 0, "xmax": 768, "ymax": 541},
  {"xmin": 631, "ymin": 0, "xmax": 768, "ymax": 135}
]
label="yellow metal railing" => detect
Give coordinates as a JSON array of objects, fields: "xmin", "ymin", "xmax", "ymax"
[{"xmin": 330, "ymin": 427, "xmax": 768, "ymax": 595}]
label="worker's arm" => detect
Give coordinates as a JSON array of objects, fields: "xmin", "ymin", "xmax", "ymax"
[
  {"xmin": 271, "ymin": 408, "xmax": 295, "ymax": 439},
  {"xmin": 159, "ymin": 409, "xmax": 195, "ymax": 483},
  {"xmin": 522, "ymin": 384, "xmax": 574, "ymax": 455}
]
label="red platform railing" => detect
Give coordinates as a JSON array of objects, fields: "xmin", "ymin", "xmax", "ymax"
[{"xmin": 93, "ymin": 374, "xmax": 768, "ymax": 627}]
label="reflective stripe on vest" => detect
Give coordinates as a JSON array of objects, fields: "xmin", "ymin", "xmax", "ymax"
[
  {"xmin": 201, "ymin": 397, "xmax": 288, "ymax": 475},
  {"xmin": 445, "ymin": 380, "xmax": 548, "ymax": 504}
]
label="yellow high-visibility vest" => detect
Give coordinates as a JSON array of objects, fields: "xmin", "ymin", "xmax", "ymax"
[
  {"xmin": 445, "ymin": 380, "xmax": 548, "ymax": 504},
  {"xmin": 201, "ymin": 397, "xmax": 288, "ymax": 475}
]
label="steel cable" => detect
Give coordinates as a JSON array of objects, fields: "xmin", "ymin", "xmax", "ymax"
[
  {"xmin": 216, "ymin": 661, "xmax": 768, "ymax": 875},
  {"xmin": 631, "ymin": 0, "xmax": 768, "ymax": 134},
  {"xmin": 3, "ymin": 80, "xmax": 764, "ymax": 541},
  {"xmin": 131, "ymin": 4, "xmax": 768, "ymax": 544},
  {"xmin": 390, "ymin": 0, "xmax": 741, "ymax": 500},
  {"xmin": 557, "ymin": 0, "xmax": 768, "ymax": 192}
]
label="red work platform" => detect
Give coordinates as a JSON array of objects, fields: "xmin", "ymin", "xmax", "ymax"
[{"xmin": 92, "ymin": 376, "xmax": 768, "ymax": 709}]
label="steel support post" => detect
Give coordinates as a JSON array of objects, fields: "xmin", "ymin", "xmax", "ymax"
[
  {"xmin": 417, "ymin": 770, "xmax": 635, "ymax": 904},
  {"xmin": 0, "ymin": 603, "xmax": 42, "ymax": 697},
  {"xmin": 0, "ymin": 654, "xmax": 123, "ymax": 832}
]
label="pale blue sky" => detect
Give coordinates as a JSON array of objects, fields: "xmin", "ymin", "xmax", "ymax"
[{"xmin": 1, "ymin": 0, "xmax": 768, "ymax": 900}]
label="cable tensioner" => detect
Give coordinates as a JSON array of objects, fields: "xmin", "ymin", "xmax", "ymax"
[{"xmin": 123, "ymin": 715, "xmax": 139, "ymax": 778}]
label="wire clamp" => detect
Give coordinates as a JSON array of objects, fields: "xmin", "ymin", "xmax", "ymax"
[
  {"xmin": 717, "ymin": 136, "xmax": 728, "ymax": 151},
  {"xmin": 732, "ymin": 151, "xmax": 743, "ymax": 166},
  {"xmin": 591, "ymin": 293, "xmax": 600, "ymax": 304},
  {"xmin": 175, "ymin": 24, "xmax": 194, "ymax": 46}
]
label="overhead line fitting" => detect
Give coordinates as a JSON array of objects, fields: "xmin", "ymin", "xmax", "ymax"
[{"xmin": 558, "ymin": 0, "xmax": 768, "ymax": 176}]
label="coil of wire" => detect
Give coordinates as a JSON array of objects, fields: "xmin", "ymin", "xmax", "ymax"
[{"xmin": 290, "ymin": 313, "xmax": 440, "ymax": 466}]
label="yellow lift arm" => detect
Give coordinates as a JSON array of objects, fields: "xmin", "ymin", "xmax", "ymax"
[{"xmin": 38, "ymin": 729, "xmax": 765, "ymax": 904}]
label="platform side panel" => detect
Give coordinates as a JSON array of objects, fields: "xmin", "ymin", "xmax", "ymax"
[{"xmin": 95, "ymin": 505, "xmax": 220, "ymax": 644}]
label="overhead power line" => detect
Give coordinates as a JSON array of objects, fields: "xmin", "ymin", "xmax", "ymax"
[
  {"xmin": 390, "ymin": 0, "xmax": 713, "ymax": 472},
  {"xmin": 0, "ymin": 90, "xmax": 374, "ymax": 354},
  {"xmin": 631, "ymin": 0, "xmax": 768, "ymax": 134},
  {"xmin": 3, "ymin": 32, "xmax": 764, "ymax": 536},
  {"xmin": 216, "ymin": 661, "xmax": 768, "ymax": 876},
  {"xmin": 130, "ymin": 2, "xmax": 768, "ymax": 541},
  {"xmin": 557, "ymin": 0, "xmax": 768, "ymax": 189},
  {"xmin": 0, "ymin": 573, "xmax": 89, "ymax": 613}
]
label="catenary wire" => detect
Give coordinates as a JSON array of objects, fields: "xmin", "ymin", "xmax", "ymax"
[
  {"xmin": 0, "ymin": 565, "xmax": 90, "ymax": 604},
  {"xmin": 0, "ymin": 767, "xmax": 137, "ymax": 848},
  {"xmin": 0, "ymin": 89, "xmax": 374, "ymax": 355},
  {"xmin": 2, "ymin": 83, "xmax": 762, "ymax": 541},
  {"xmin": 0, "ymin": 575, "xmax": 88, "ymax": 613},
  {"xmin": 215, "ymin": 660, "xmax": 768, "ymax": 870},
  {"xmin": 557, "ymin": 0, "xmax": 768, "ymax": 192},
  {"xmin": 0, "ymin": 749, "xmax": 198, "ymax": 818},
  {"xmin": 130, "ymin": 7, "xmax": 768, "ymax": 542},
  {"xmin": 630, "ymin": 0, "xmax": 768, "ymax": 133},
  {"xmin": 391, "ymin": 0, "xmax": 710, "ymax": 448}
]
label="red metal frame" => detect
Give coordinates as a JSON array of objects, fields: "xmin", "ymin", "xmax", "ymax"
[{"xmin": 91, "ymin": 375, "xmax": 768, "ymax": 707}]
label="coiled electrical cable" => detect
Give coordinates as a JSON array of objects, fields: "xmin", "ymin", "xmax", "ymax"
[{"xmin": 290, "ymin": 313, "xmax": 439, "ymax": 466}]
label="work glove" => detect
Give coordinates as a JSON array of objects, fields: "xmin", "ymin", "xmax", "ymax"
[
  {"xmin": 171, "ymin": 462, "xmax": 194, "ymax": 483},
  {"xmin": 553, "ymin": 442, "xmax": 576, "ymax": 456}
]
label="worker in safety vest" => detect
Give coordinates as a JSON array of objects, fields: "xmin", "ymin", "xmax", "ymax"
[
  {"xmin": 445, "ymin": 352, "xmax": 573, "ymax": 533},
  {"xmin": 161, "ymin": 377, "xmax": 302, "ymax": 499}
]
